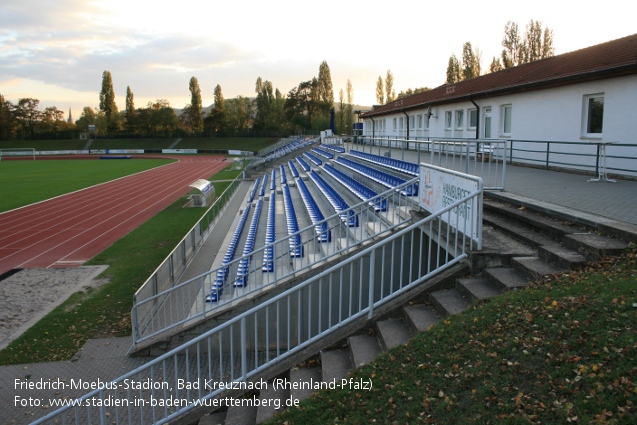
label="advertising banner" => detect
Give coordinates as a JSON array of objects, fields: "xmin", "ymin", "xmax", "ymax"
[{"xmin": 419, "ymin": 163, "xmax": 482, "ymax": 242}]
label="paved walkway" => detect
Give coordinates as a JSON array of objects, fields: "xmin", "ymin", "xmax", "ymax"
[{"xmin": 2, "ymin": 157, "xmax": 636, "ymax": 424}]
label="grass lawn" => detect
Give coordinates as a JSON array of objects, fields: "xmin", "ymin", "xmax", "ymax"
[
  {"xmin": 177, "ymin": 137, "xmax": 279, "ymax": 152},
  {"xmin": 0, "ymin": 165, "xmax": 239, "ymax": 364},
  {"xmin": 0, "ymin": 158, "xmax": 173, "ymax": 213},
  {"xmin": 268, "ymin": 245, "xmax": 637, "ymax": 424}
]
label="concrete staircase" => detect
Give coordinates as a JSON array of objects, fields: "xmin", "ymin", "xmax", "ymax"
[{"xmin": 191, "ymin": 197, "xmax": 630, "ymax": 425}]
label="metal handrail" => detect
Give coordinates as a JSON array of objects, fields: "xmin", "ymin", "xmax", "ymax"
[{"xmin": 33, "ymin": 184, "xmax": 482, "ymax": 425}]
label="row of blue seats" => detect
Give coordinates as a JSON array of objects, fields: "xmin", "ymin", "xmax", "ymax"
[
  {"xmin": 282, "ymin": 184, "xmax": 304, "ymax": 257},
  {"xmin": 235, "ymin": 199, "xmax": 263, "ymax": 287},
  {"xmin": 288, "ymin": 160, "xmax": 299, "ymax": 178},
  {"xmin": 265, "ymin": 138, "xmax": 313, "ymax": 161},
  {"xmin": 262, "ymin": 191, "xmax": 277, "ymax": 272},
  {"xmin": 280, "ymin": 165, "xmax": 287, "ymax": 185},
  {"xmin": 322, "ymin": 164, "xmax": 387, "ymax": 212},
  {"xmin": 348, "ymin": 149, "xmax": 419, "ymax": 176},
  {"xmin": 248, "ymin": 176, "xmax": 261, "ymax": 203},
  {"xmin": 304, "ymin": 152, "xmax": 322, "ymax": 166},
  {"xmin": 296, "ymin": 156, "xmax": 311, "ymax": 172},
  {"xmin": 321, "ymin": 144, "xmax": 346, "ymax": 153},
  {"xmin": 336, "ymin": 157, "xmax": 418, "ymax": 196},
  {"xmin": 312, "ymin": 147, "xmax": 334, "ymax": 160},
  {"xmin": 309, "ymin": 171, "xmax": 358, "ymax": 227},
  {"xmin": 296, "ymin": 178, "xmax": 331, "ymax": 243},
  {"xmin": 259, "ymin": 173, "xmax": 269, "ymax": 197},
  {"xmin": 270, "ymin": 169, "xmax": 276, "ymax": 191},
  {"xmin": 206, "ymin": 203, "xmax": 252, "ymax": 302}
]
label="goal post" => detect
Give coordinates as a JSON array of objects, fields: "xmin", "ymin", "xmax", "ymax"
[{"xmin": 0, "ymin": 148, "xmax": 36, "ymax": 161}]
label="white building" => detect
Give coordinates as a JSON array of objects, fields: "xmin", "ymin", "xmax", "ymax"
[{"xmin": 361, "ymin": 33, "xmax": 637, "ymax": 177}]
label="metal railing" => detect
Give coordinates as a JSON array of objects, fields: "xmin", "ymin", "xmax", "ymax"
[
  {"xmin": 356, "ymin": 137, "xmax": 507, "ymax": 190},
  {"xmin": 506, "ymin": 139, "xmax": 637, "ymax": 177},
  {"xmin": 33, "ymin": 181, "xmax": 482, "ymax": 425},
  {"xmin": 131, "ymin": 178, "xmax": 419, "ymax": 345},
  {"xmin": 133, "ymin": 175, "xmax": 244, "ymax": 311}
]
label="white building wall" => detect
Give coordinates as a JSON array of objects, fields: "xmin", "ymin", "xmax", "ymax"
[{"xmin": 363, "ymin": 74, "xmax": 637, "ymax": 175}]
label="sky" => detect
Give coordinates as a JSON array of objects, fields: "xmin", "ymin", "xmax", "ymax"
[{"xmin": 1, "ymin": 0, "xmax": 635, "ymax": 117}]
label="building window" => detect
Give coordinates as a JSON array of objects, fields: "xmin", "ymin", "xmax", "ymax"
[
  {"xmin": 455, "ymin": 110, "xmax": 464, "ymax": 130},
  {"xmin": 425, "ymin": 113, "xmax": 430, "ymax": 130},
  {"xmin": 501, "ymin": 105, "xmax": 512, "ymax": 135},
  {"xmin": 468, "ymin": 108, "xmax": 477, "ymax": 130},
  {"xmin": 418, "ymin": 114, "xmax": 423, "ymax": 129},
  {"xmin": 410, "ymin": 116, "xmax": 415, "ymax": 129},
  {"xmin": 399, "ymin": 117, "xmax": 404, "ymax": 130},
  {"xmin": 445, "ymin": 111, "xmax": 452, "ymax": 130},
  {"xmin": 393, "ymin": 117, "xmax": 397, "ymax": 130},
  {"xmin": 584, "ymin": 94, "xmax": 604, "ymax": 135}
]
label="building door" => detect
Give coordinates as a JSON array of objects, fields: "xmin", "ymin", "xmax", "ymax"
[{"xmin": 483, "ymin": 107, "xmax": 492, "ymax": 138}]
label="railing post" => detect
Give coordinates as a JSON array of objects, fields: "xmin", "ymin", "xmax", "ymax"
[
  {"xmin": 368, "ymin": 249, "xmax": 376, "ymax": 319},
  {"xmin": 595, "ymin": 143, "xmax": 601, "ymax": 178},
  {"xmin": 546, "ymin": 142, "xmax": 550, "ymax": 170},
  {"xmin": 241, "ymin": 317, "xmax": 247, "ymax": 378}
]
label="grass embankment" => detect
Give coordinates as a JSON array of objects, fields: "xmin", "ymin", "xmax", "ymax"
[
  {"xmin": 0, "ymin": 159, "xmax": 172, "ymax": 213},
  {"xmin": 269, "ymin": 246, "xmax": 637, "ymax": 425},
  {"xmin": 0, "ymin": 175, "xmax": 234, "ymax": 365}
]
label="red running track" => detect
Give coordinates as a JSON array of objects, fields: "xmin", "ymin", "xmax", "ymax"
[{"xmin": 0, "ymin": 156, "xmax": 228, "ymax": 275}]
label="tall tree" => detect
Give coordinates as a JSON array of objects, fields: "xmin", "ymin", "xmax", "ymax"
[
  {"xmin": 99, "ymin": 70, "xmax": 119, "ymax": 133},
  {"xmin": 317, "ymin": 61, "xmax": 334, "ymax": 107},
  {"xmin": 337, "ymin": 89, "xmax": 346, "ymax": 134},
  {"xmin": 461, "ymin": 42, "xmax": 482, "ymax": 80},
  {"xmin": 385, "ymin": 70, "xmax": 395, "ymax": 103},
  {"xmin": 206, "ymin": 84, "xmax": 227, "ymax": 133},
  {"xmin": 12, "ymin": 98, "xmax": 41, "ymax": 138},
  {"xmin": 188, "ymin": 76, "xmax": 203, "ymax": 133},
  {"xmin": 489, "ymin": 57, "xmax": 504, "ymax": 73},
  {"xmin": 375, "ymin": 76, "xmax": 384, "ymax": 104},
  {"xmin": 125, "ymin": 86, "xmax": 136, "ymax": 133},
  {"xmin": 501, "ymin": 21, "xmax": 522, "ymax": 68},
  {"xmin": 254, "ymin": 77, "xmax": 275, "ymax": 131},
  {"xmin": 0, "ymin": 94, "xmax": 14, "ymax": 139},
  {"xmin": 345, "ymin": 79, "xmax": 354, "ymax": 135},
  {"xmin": 446, "ymin": 54, "xmax": 461, "ymax": 83}
]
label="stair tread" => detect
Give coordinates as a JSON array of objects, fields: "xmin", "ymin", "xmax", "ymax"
[
  {"xmin": 349, "ymin": 334, "xmax": 382, "ymax": 368},
  {"xmin": 255, "ymin": 382, "xmax": 288, "ymax": 424},
  {"xmin": 404, "ymin": 304, "xmax": 440, "ymax": 332},
  {"xmin": 483, "ymin": 211, "xmax": 562, "ymax": 248},
  {"xmin": 430, "ymin": 288, "xmax": 471, "ymax": 316},
  {"xmin": 564, "ymin": 233, "xmax": 629, "ymax": 259},
  {"xmin": 484, "ymin": 267, "xmax": 531, "ymax": 290},
  {"xmin": 376, "ymin": 318, "xmax": 414, "ymax": 349},
  {"xmin": 539, "ymin": 244, "xmax": 588, "ymax": 269},
  {"xmin": 289, "ymin": 367, "xmax": 322, "ymax": 402},
  {"xmin": 483, "ymin": 200, "xmax": 583, "ymax": 237},
  {"xmin": 224, "ymin": 402, "xmax": 258, "ymax": 425},
  {"xmin": 457, "ymin": 277, "xmax": 501, "ymax": 301},
  {"xmin": 512, "ymin": 256, "xmax": 564, "ymax": 277},
  {"xmin": 198, "ymin": 411, "xmax": 226, "ymax": 425},
  {"xmin": 320, "ymin": 349, "xmax": 353, "ymax": 382}
]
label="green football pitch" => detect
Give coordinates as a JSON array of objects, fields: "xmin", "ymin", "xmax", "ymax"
[{"xmin": 0, "ymin": 158, "xmax": 173, "ymax": 213}]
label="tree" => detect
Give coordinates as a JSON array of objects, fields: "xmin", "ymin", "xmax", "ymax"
[
  {"xmin": 396, "ymin": 87, "xmax": 431, "ymax": 99},
  {"xmin": 0, "ymin": 94, "xmax": 15, "ymax": 139},
  {"xmin": 446, "ymin": 54, "xmax": 461, "ymax": 84},
  {"xmin": 206, "ymin": 84, "xmax": 227, "ymax": 133},
  {"xmin": 337, "ymin": 89, "xmax": 346, "ymax": 134},
  {"xmin": 461, "ymin": 42, "xmax": 482, "ymax": 80},
  {"xmin": 375, "ymin": 76, "xmax": 384, "ymax": 104},
  {"xmin": 501, "ymin": 21, "xmax": 522, "ymax": 68},
  {"xmin": 345, "ymin": 79, "xmax": 354, "ymax": 135},
  {"xmin": 99, "ymin": 70, "xmax": 119, "ymax": 133},
  {"xmin": 224, "ymin": 95, "xmax": 251, "ymax": 133},
  {"xmin": 317, "ymin": 61, "xmax": 334, "ymax": 107},
  {"xmin": 147, "ymin": 99, "xmax": 178, "ymax": 136},
  {"xmin": 12, "ymin": 98, "xmax": 41, "ymax": 138},
  {"xmin": 188, "ymin": 76, "xmax": 203, "ymax": 133},
  {"xmin": 385, "ymin": 70, "xmax": 396, "ymax": 103},
  {"xmin": 489, "ymin": 57, "xmax": 504, "ymax": 73},
  {"xmin": 125, "ymin": 86, "xmax": 136, "ymax": 133}
]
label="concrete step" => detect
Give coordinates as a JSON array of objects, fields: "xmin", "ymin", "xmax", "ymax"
[
  {"xmin": 403, "ymin": 304, "xmax": 440, "ymax": 332},
  {"xmin": 563, "ymin": 233, "xmax": 629, "ymax": 260},
  {"xmin": 538, "ymin": 245, "xmax": 588, "ymax": 270},
  {"xmin": 484, "ymin": 267, "xmax": 531, "ymax": 291},
  {"xmin": 456, "ymin": 277, "xmax": 501, "ymax": 302},
  {"xmin": 255, "ymin": 379, "xmax": 288, "ymax": 424},
  {"xmin": 511, "ymin": 256, "xmax": 564, "ymax": 280},
  {"xmin": 224, "ymin": 401, "xmax": 258, "ymax": 425},
  {"xmin": 320, "ymin": 349, "xmax": 353, "ymax": 382},
  {"xmin": 483, "ymin": 211, "xmax": 563, "ymax": 248},
  {"xmin": 198, "ymin": 411, "xmax": 226, "ymax": 425},
  {"xmin": 376, "ymin": 318, "xmax": 414, "ymax": 350},
  {"xmin": 483, "ymin": 199, "xmax": 584, "ymax": 241},
  {"xmin": 289, "ymin": 366, "xmax": 322, "ymax": 403},
  {"xmin": 429, "ymin": 288, "xmax": 471, "ymax": 317},
  {"xmin": 349, "ymin": 334, "xmax": 382, "ymax": 368}
]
